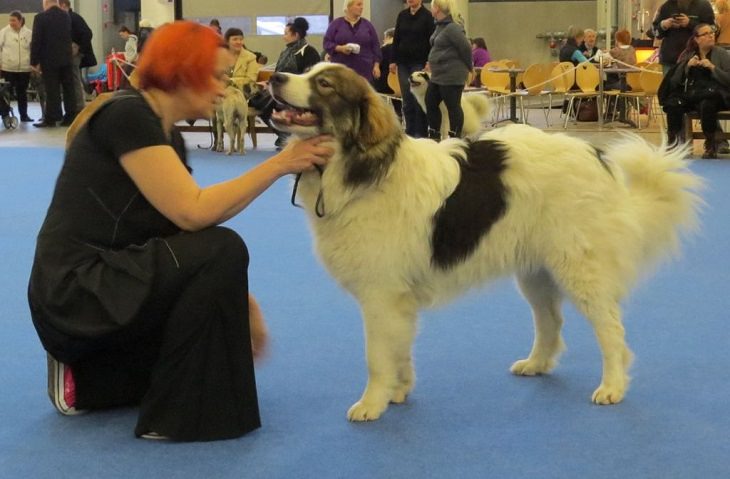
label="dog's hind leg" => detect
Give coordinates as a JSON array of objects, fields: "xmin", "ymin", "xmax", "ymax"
[
  {"xmin": 347, "ymin": 294, "xmax": 418, "ymax": 422},
  {"xmin": 511, "ymin": 268, "xmax": 566, "ymax": 376},
  {"xmin": 554, "ymin": 262, "xmax": 634, "ymax": 404}
]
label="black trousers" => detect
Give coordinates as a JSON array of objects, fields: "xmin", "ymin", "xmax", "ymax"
[
  {"xmin": 42, "ymin": 64, "xmax": 77, "ymax": 123},
  {"xmin": 1, "ymin": 70, "xmax": 31, "ymax": 118},
  {"xmin": 425, "ymin": 82, "xmax": 464, "ymax": 137},
  {"xmin": 68, "ymin": 227, "xmax": 260, "ymax": 441},
  {"xmin": 665, "ymin": 94, "xmax": 726, "ymax": 145}
]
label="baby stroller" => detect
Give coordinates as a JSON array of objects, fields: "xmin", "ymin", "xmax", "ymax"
[{"xmin": 0, "ymin": 81, "xmax": 19, "ymax": 130}]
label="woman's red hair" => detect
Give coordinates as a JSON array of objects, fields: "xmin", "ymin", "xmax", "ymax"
[{"xmin": 136, "ymin": 21, "xmax": 226, "ymax": 93}]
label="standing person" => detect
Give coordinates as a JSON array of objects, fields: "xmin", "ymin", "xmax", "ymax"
[
  {"xmin": 323, "ymin": 0, "xmax": 382, "ymax": 82},
  {"xmin": 390, "ymin": 0, "xmax": 434, "ymax": 137},
  {"xmin": 424, "ymin": 0, "xmax": 472, "ymax": 140},
  {"xmin": 59, "ymin": 0, "xmax": 96, "ymax": 113},
  {"xmin": 652, "ymin": 0, "xmax": 715, "ymax": 74},
  {"xmin": 661, "ymin": 23, "xmax": 730, "ymax": 157},
  {"xmin": 28, "ymin": 21, "xmax": 333, "ymax": 442},
  {"xmin": 225, "ymin": 27, "xmax": 259, "ymax": 96},
  {"xmin": 137, "ymin": 19, "xmax": 154, "ymax": 54},
  {"xmin": 30, "ymin": 0, "xmax": 77, "ymax": 128},
  {"xmin": 265, "ymin": 17, "xmax": 321, "ymax": 149},
  {"xmin": 0, "ymin": 11, "xmax": 33, "ymax": 122}
]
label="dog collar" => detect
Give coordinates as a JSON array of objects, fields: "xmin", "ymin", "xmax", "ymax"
[{"xmin": 291, "ymin": 164, "xmax": 326, "ymax": 218}]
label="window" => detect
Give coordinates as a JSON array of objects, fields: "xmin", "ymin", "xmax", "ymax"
[{"xmin": 255, "ymin": 15, "xmax": 329, "ymax": 36}]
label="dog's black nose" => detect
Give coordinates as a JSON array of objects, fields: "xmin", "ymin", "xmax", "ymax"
[{"xmin": 269, "ymin": 73, "xmax": 288, "ymax": 86}]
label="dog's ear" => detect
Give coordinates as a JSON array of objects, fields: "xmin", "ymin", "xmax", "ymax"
[{"xmin": 357, "ymin": 86, "xmax": 399, "ymax": 147}]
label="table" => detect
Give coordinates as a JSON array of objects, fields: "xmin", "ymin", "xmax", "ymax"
[
  {"xmin": 488, "ymin": 67, "xmax": 525, "ymax": 123},
  {"xmin": 597, "ymin": 64, "xmax": 641, "ymax": 127}
]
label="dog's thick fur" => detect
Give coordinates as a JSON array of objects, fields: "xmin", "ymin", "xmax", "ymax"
[
  {"xmin": 269, "ymin": 63, "xmax": 703, "ymax": 422},
  {"xmin": 214, "ymin": 85, "xmax": 248, "ymax": 155},
  {"xmin": 409, "ymin": 71, "xmax": 490, "ymax": 138}
]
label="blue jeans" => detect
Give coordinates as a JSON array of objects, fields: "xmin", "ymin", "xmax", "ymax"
[{"xmin": 397, "ymin": 62, "xmax": 428, "ymax": 138}]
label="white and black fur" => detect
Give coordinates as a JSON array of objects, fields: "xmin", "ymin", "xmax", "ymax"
[
  {"xmin": 268, "ymin": 63, "xmax": 703, "ymax": 422},
  {"xmin": 214, "ymin": 85, "xmax": 248, "ymax": 155},
  {"xmin": 409, "ymin": 70, "xmax": 490, "ymax": 138}
]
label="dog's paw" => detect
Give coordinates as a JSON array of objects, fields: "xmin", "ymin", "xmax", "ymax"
[
  {"xmin": 347, "ymin": 400, "xmax": 387, "ymax": 422},
  {"xmin": 591, "ymin": 384, "xmax": 625, "ymax": 405},
  {"xmin": 391, "ymin": 387, "xmax": 409, "ymax": 404},
  {"xmin": 510, "ymin": 358, "xmax": 551, "ymax": 376}
]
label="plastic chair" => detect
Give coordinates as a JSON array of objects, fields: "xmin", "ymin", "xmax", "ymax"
[
  {"xmin": 515, "ymin": 63, "xmax": 552, "ymax": 126},
  {"xmin": 616, "ymin": 63, "xmax": 664, "ymax": 129},
  {"xmin": 563, "ymin": 62, "xmax": 601, "ymax": 128}
]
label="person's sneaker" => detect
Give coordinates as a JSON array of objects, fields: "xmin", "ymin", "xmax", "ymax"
[
  {"xmin": 47, "ymin": 353, "xmax": 85, "ymax": 416},
  {"xmin": 20, "ymin": 116, "xmax": 34, "ymax": 122},
  {"xmin": 140, "ymin": 432, "xmax": 170, "ymax": 440}
]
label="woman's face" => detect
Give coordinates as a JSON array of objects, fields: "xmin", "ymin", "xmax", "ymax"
[
  {"xmin": 584, "ymin": 32, "xmax": 597, "ymax": 47},
  {"xmin": 431, "ymin": 3, "xmax": 440, "ymax": 17},
  {"xmin": 181, "ymin": 48, "xmax": 231, "ymax": 119},
  {"xmin": 695, "ymin": 26, "xmax": 716, "ymax": 49},
  {"xmin": 407, "ymin": 0, "xmax": 422, "ymax": 9},
  {"xmin": 283, "ymin": 26, "xmax": 297, "ymax": 44},
  {"xmin": 347, "ymin": 0, "xmax": 364, "ymax": 18},
  {"xmin": 9, "ymin": 16, "xmax": 21, "ymax": 31},
  {"xmin": 228, "ymin": 35, "xmax": 244, "ymax": 53}
]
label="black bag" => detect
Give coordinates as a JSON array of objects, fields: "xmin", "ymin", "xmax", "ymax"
[
  {"xmin": 577, "ymin": 99, "xmax": 598, "ymax": 122},
  {"xmin": 248, "ymin": 89, "xmax": 274, "ymax": 111}
]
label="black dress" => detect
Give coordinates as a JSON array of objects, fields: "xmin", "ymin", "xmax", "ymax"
[{"xmin": 28, "ymin": 90, "xmax": 261, "ymax": 441}]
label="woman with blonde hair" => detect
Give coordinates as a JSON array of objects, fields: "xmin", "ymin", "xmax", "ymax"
[
  {"xmin": 323, "ymin": 0, "xmax": 382, "ymax": 81},
  {"xmin": 715, "ymin": 0, "xmax": 730, "ymax": 46},
  {"xmin": 424, "ymin": 0, "xmax": 472, "ymax": 139}
]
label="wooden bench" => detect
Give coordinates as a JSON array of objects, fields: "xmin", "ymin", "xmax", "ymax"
[
  {"xmin": 176, "ymin": 109, "xmax": 274, "ymax": 149},
  {"xmin": 683, "ymin": 110, "xmax": 730, "ymax": 141}
]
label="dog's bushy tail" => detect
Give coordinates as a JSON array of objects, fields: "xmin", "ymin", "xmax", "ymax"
[
  {"xmin": 465, "ymin": 93, "xmax": 491, "ymax": 122},
  {"xmin": 605, "ymin": 135, "xmax": 704, "ymax": 265}
]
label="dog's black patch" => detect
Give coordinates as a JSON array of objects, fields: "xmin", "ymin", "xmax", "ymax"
[
  {"xmin": 593, "ymin": 147, "xmax": 613, "ymax": 177},
  {"xmin": 342, "ymin": 136, "xmax": 401, "ymax": 187},
  {"xmin": 431, "ymin": 139, "xmax": 508, "ymax": 270}
]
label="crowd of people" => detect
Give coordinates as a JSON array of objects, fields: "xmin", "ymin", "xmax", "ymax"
[{"xmin": 13, "ymin": 0, "xmax": 730, "ymax": 445}]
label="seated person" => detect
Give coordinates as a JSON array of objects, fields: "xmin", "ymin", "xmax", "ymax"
[
  {"xmin": 579, "ymin": 28, "xmax": 599, "ymax": 60},
  {"xmin": 606, "ymin": 29, "xmax": 637, "ymax": 90},
  {"xmin": 560, "ymin": 26, "xmax": 589, "ymax": 66},
  {"xmin": 662, "ymin": 23, "xmax": 730, "ymax": 158},
  {"xmin": 225, "ymin": 27, "xmax": 259, "ymax": 97},
  {"xmin": 471, "ymin": 37, "xmax": 491, "ymax": 68}
]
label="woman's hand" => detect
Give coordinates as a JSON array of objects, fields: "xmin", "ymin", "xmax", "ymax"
[
  {"xmin": 336, "ymin": 44, "xmax": 352, "ymax": 55},
  {"xmin": 270, "ymin": 135, "xmax": 333, "ymax": 175},
  {"xmin": 248, "ymin": 294, "xmax": 268, "ymax": 361},
  {"xmin": 372, "ymin": 63, "xmax": 381, "ymax": 79},
  {"xmin": 699, "ymin": 58, "xmax": 715, "ymax": 70},
  {"xmin": 688, "ymin": 55, "xmax": 701, "ymax": 68}
]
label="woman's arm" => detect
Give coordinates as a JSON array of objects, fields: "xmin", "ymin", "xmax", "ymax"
[{"xmin": 120, "ymin": 137, "xmax": 332, "ymax": 231}]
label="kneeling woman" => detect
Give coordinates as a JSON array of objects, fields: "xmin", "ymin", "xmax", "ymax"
[
  {"xmin": 662, "ymin": 23, "xmax": 730, "ymax": 158},
  {"xmin": 27, "ymin": 21, "xmax": 332, "ymax": 441}
]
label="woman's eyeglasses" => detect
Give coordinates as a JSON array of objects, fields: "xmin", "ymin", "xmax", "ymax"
[{"xmin": 696, "ymin": 31, "xmax": 714, "ymax": 38}]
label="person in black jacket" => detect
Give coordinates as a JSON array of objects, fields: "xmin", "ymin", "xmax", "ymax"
[
  {"xmin": 652, "ymin": 0, "xmax": 715, "ymax": 74},
  {"xmin": 59, "ymin": 0, "xmax": 95, "ymax": 113},
  {"xmin": 30, "ymin": 0, "xmax": 77, "ymax": 127},
  {"xmin": 391, "ymin": 0, "xmax": 434, "ymax": 138}
]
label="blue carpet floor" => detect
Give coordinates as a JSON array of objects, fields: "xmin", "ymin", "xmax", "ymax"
[{"xmin": 0, "ymin": 146, "xmax": 728, "ymax": 478}]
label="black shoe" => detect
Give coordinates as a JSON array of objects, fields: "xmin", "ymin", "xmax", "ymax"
[
  {"xmin": 20, "ymin": 116, "xmax": 34, "ymax": 122},
  {"xmin": 33, "ymin": 121, "xmax": 57, "ymax": 128},
  {"xmin": 59, "ymin": 118, "xmax": 74, "ymax": 127}
]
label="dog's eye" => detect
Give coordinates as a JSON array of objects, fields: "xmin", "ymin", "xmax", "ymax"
[{"xmin": 317, "ymin": 78, "xmax": 333, "ymax": 89}]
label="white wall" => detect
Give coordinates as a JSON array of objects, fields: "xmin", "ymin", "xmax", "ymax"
[{"xmin": 141, "ymin": 0, "xmax": 175, "ymax": 28}]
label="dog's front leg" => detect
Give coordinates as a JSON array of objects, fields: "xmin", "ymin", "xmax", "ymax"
[{"xmin": 347, "ymin": 296, "xmax": 418, "ymax": 422}]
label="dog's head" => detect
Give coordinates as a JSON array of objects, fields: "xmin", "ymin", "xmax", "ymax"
[
  {"xmin": 408, "ymin": 71, "xmax": 430, "ymax": 97},
  {"xmin": 269, "ymin": 63, "xmax": 400, "ymax": 151},
  {"xmin": 269, "ymin": 63, "xmax": 403, "ymax": 186}
]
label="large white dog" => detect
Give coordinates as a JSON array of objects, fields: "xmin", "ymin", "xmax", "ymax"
[
  {"xmin": 269, "ymin": 63, "xmax": 702, "ymax": 422},
  {"xmin": 408, "ymin": 70, "xmax": 490, "ymax": 138}
]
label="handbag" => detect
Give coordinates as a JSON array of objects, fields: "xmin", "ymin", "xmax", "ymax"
[
  {"xmin": 248, "ymin": 88, "xmax": 274, "ymax": 111},
  {"xmin": 577, "ymin": 99, "xmax": 598, "ymax": 122}
]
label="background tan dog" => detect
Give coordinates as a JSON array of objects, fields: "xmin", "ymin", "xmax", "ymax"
[{"xmin": 214, "ymin": 85, "xmax": 248, "ymax": 155}]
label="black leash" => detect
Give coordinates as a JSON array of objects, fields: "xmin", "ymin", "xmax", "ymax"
[{"xmin": 290, "ymin": 164, "xmax": 326, "ymax": 218}]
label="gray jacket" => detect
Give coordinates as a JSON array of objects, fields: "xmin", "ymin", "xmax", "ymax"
[
  {"xmin": 427, "ymin": 16, "xmax": 472, "ymax": 86},
  {"xmin": 667, "ymin": 45, "xmax": 730, "ymax": 104}
]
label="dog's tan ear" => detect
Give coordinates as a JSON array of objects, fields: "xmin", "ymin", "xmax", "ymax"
[
  {"xmin": 65, "ymin": 92, "xmax": 116, "ymax": 148},
  {"xmin": 358, "ymin": 87, "xmax": 399, "ymax": 147}
]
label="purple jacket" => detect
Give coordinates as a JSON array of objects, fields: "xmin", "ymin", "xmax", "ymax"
[
  {"xmin": 472, "ymin": 47, "xmax": 491, "ymax": 68},
  {"xmin": 323, "ymin": 16, "xmax": 382, "ymax": 80}
]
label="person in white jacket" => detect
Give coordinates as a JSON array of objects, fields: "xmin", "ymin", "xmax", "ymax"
[{"xmin": 0, "ymin": 11, "xmax": 34, "ymax": 121}]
